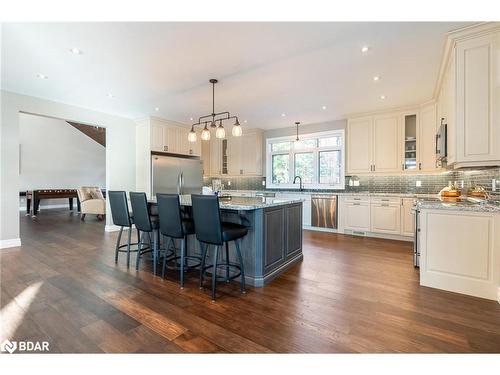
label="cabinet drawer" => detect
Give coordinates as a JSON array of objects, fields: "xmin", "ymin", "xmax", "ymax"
[
  {"xmin": 371, "ymin": 196, "xmax": 401, "ymax": 205},
  {"xmin": 344, "ymin": 202, "xmax": 371, "ymax": 231},
  {"xmin": 344, "ymin": 196, "xmax": 370, "ymax": 204}
]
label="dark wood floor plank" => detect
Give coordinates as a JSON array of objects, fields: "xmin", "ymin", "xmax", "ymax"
[{"xmin": 1, "ymin": 209, "xmax": 499, "ymax": 353}]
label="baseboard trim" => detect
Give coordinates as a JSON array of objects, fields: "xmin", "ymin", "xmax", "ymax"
[
  {"xmin": 0, "ymin": 238, "xmax": 22, "ymax": 249},
  {"xmin": 105, "ymin": 224, "xmax": 136, "ymax": 232},
  {"xmin": 19, "ymin": 204, "xmax": 74, "ymax": 211}
]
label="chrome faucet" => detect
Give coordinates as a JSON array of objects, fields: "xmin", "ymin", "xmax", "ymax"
[{"xmin": 293, "ymin": 176, "xmax": 303, "ymax": 191}]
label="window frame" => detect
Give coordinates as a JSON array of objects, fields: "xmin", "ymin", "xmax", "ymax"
[{"xmin": 266, "ymin": 129, "xmax": 345, "ymax": 190}]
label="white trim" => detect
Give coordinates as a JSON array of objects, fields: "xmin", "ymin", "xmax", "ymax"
[
  {"xmin": 266, "ymin": 129, "xmax": 345, "ymax": 190},
  {"xmin": 497, "ymin": 287, "xmax": 500, "ymax": 305},
  {"xmin": 19, "ymin": 204, "xmax": 72, "ymax": 211},
  {"xmin": 0, "ymin": 238, "xmax": 22, "ymax": 249},
  {"xmin": 105, "ymin": 224, "xmax": 136, "ymax": 232}
]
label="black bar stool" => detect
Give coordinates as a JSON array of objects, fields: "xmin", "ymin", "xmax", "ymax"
[
  {"xmin": 108, "ymin": 191, "xmax": 144, "ymax": 267},
  {"xmin": 156, "ymin": 193, "xmax": 201, "ymax": 288},
  {"xmin": 129, "ymin": 192, "xmax": 161, "ymax": 275},
  {"xmin": 191, "ymin": 194, "xmax": 248, "ymax": 301}
]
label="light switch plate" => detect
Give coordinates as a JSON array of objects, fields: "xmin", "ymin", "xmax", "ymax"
[
  {"xmin": 227, "ymin": 181, "xmax": 231, "ymax": 186},
  {"xmin": 353, "ymin": 180, "xmax": 360, "ymax": 187},
  {"xmin": 416, "ymin": 180, "xmax": 422, "ymax": 187},
  {"xmin": 262, "ymin": 180, "xmax": 266, "ymax": 186}
]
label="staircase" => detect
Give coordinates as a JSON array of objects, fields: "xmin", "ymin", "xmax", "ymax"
[{"xmin": 67, "ymin": 121, "xmax": 106, "ymax": 147}]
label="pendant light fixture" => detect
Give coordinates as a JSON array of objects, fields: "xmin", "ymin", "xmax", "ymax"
[
  {"xmin": 188, "ymin": 79, "xmax": 242, "ymax": 142},
  {"xmin": 295, "ymin": 121, "xmax": 301, "ymax": 141},
  {"xmin": 232, "ymin": 118, "xmax": 242, "ymax": 137}
]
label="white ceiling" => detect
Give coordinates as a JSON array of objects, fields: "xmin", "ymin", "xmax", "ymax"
[{"xmin": 1, "ymin": 22, "xmax": 470, "ymax": 130}]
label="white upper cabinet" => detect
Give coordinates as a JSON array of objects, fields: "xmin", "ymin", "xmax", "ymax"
[
  {"xmin": 347, "ymin": 114, "xmax": 401, "ymax": 174},
  {"xmin": 149, "ymin": 118, "xmax": 201, "ymax": 156},
  {"xmin": 372, "ymin": 113, "xmax": 401, "ymax": 173},
  {"xmin": 240, "ymin": 131, "xmax": 263, "ymax": 176},
  {"xmin": 347, "ymin": 117, "xmax": 372, "ymax": 174},
  {"xmin": 203, "ymin": 129, "xmax": 263, "ymax": 177},
  {"xmin": 454, "ymin": 31, "xmax": 500, "ymax": 167}
]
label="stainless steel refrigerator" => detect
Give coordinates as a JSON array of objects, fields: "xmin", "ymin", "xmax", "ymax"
[{"xmin": 151, "ymin": 154, "xmax": 203, "ymax": 196}]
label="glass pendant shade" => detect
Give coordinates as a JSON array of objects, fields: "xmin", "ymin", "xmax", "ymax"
[
  {"xmin": 232, "ymin": 123, "xmax": 242, "ymax": 137},
  {"xmin": 188, "ymin": 129, "xmax": 197, "ymax": 143},
  {"xmin": 232, "ymin": 118, "xmax": 242, "ymax": 137},
  {"xmin": 215, "ymin": 124, "xmax": 226, "ymax": 139},
  {"xmin": 201, "ymin": 126, "xmax": 211, "ymax": 141}
]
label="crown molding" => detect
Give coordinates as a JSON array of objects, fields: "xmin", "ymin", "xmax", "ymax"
[{"xmin": 433, "ymin": 22, "xmax": 500, "ymax": 99}]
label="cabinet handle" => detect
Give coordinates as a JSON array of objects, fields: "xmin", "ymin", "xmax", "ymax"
[
  {"xmin": 373, "ymin": 165, "xmax": 376, "ymax": 172},
  {"xmin": 353, "ymin": 198, "xmax": 361, "ymax": 200},
  {"xmin": 402, "ymin": 163, "xmax": 404, "ymax": 171},
  {"xmin": 353, "ymin": 203, "xmax": 361, "ymax": 206},
  {"xmin": 189, "ymin": 149, "xmax": 193, "ymax": 154},
  {"xmin": 419, "ymin": 162, "xmax": 421, "ymax": 170},
  {"xmin": 240, "ymin": 169, "xmax": 243, "ymax": 175},
  {"xmin": 381, "ymin": 203, "xmax": 389, "ymax": 207}
]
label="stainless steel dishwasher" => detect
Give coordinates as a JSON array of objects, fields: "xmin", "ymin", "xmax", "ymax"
[{"xmin": 311, "ymin": 195, "xmax": 338, "ymax": 229}]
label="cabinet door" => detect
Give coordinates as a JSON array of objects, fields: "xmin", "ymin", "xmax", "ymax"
[
  {"xmin": 373, "ymin": 114, "xmax": 401, "ymax": 173},
  {"xmin": 201, "ymin": 140, "xmax": 210, "ymax": 176},
  {"xmin": 192, "ymin": 132, "xmax": 202, "ymax": 156},
  {"xmin": 347, "ymin": 117, "xmax": 372, "ymax": 174},
  {"xmin": 209, "ymin": 139, "xmax": 222, "ymax": 176},
  {"xmin": 401, "ymin": 198, "xmax": 415, "ymax": 237},
  {"xmin": 163, "ymin": 126, "xmax": 177, "ymax": 153},
  {"xmin": 241, "ymin": 132, "xmax": 263, "ymax": 175},
  {"xmin": 151, "ymin": 123, "xmax": 164, "ymax": 152},
  {"xmin": 370, "ymin": 204, "xmax": 401, "ymax": 234},
  {"xmin": 227, "ymin": 136, "xmax": 242, "ymax": 175},
  {"xmin": 419, "ymin": 104, "xmax": 439, "ymax": 171},
  {"xmin": 456, "ymin": 33, "xmax": 500, "ymax": 164},
  {"xmin": 344, "ymin": 202, "xmax": 370, "ymax": 231}
]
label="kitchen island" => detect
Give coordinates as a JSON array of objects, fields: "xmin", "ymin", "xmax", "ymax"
[{"xmin": 150, "ymin": 195, "xmax": 304, "ymax": 287}]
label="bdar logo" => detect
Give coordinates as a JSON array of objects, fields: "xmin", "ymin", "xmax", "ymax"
[{"xmin": 1, "ymin": 339, "xmax": 17, "ymax": 354}]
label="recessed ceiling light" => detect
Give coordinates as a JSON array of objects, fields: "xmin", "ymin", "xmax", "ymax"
[
  {"xmin": 244, "ymin": 120, "xmax": 248, "ymax": 123},
  {"xmin": 155, "ymin": 107, "xmax": 160, "ymax": 112},
  {"xmin": 69, "ymin": 48, "xmax": 82, "ymax": 55},
  {"xmin": 281, "ymin": 113, "xmax": 286, "ymax": 117},
  {"xmin": 373, "ymin": 76, "xmax": 380, "ymax": 81},
  {"xmin": 36, "ymin": 73, "xmax": 48, "ymax": 79},
  {"xmin": 380, "ymin": 95, "xmax": 386, "ymax": 100},
  {"xmin": 189, "ymin": 117, "xmax": 194, "ymax": 121},
  {"xmin": 107, "ymin": 93, "xmax": 115, "ymax": 98},
  {"xmin": 322, "ymin": 105, "xmax": 327, "ymax": 110},
  {"xmin": 361, "ymin": 46, "xmax": 369, "ymax": 53}
]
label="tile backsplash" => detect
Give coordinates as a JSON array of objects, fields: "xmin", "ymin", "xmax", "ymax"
[{"xmin": 204, "ymin": 167, "xmax": 500, "ymax": 195}]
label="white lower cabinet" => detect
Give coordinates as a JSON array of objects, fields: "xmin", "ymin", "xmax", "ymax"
[
  {"xmin": 370, "ymin": 203, "xmax": 401, "ymax": 235},
  {"xmin": 401, "ymin": 198, "xmax": 415, "ymax": 237},
  {"xmin": 344, "ymin": 201, "xmax": 371, "ymax": 232},
  {"xmin": 419, "ymin": 209, "xmax": 500, "ymax": 301}
]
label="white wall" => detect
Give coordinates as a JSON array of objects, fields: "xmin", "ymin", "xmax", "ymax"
[
  {"xmin": 19, "ymin": 113, "xmax": 106, "ymax": 208},
  {"xmin": 1, "ymin": 91, "xmax": 137, "ymax": 247}
]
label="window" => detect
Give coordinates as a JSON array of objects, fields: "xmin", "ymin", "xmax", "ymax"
[
  {"xmin": 266, "ymin": 130, "xmax": 345, "ymax": 189},
  {"xmin": 272, "ymin": 154, "xmax": 290, "ymax": 184},
  {"xmin": 294, "ymin": 153, "xmax": 314, "ymax": 183}
]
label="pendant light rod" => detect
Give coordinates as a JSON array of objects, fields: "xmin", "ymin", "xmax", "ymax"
[
  {"xmin": 189, "ymin": 78, "xmax": 242, "ymax": 142},
  {"xmin": 295, "ymin": 121, "xmax": 300, "ymax": 141}
]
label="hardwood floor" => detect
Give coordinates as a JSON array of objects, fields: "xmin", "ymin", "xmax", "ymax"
[{"xmin": 1, "ymin": 209, "xmax": 500, "ymax": 353}]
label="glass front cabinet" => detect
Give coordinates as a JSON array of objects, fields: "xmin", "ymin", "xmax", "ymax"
[{"xmin": 401, "ymin": 112, "xmax": 419, "ymax": 171}]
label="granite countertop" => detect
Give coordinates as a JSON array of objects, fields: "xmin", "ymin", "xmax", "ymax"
[
  {"xmin": 149, "ymin": 195, "xmax": 304, "ymax": 211},
  {"xmin": 416, "ymin": 196, "xmax": 500, "ymax": 213}
]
